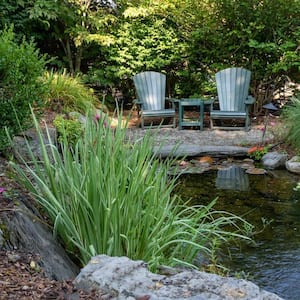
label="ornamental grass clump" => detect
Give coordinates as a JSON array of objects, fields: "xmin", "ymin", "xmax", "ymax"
[
  {"xmin": 11, "ymin": 111, "xmax": 253, "ymax": 271},
  {"xmin": 42, "ymin": 70, "xmax": 102, "ymax": 114}
]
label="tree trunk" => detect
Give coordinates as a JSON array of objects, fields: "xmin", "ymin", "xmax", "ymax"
[
  {"xmin": 59, "ymin": 38, "xmax": 75, "ymax": 75},
  {"xmin": 74, "ymin": 45, "xmax": 83, "ymax": 74}
]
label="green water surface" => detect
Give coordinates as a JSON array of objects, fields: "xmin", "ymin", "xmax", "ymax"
[{"xmin": 176, "ymin": 169, "xmax": 300, "ymax": 299}]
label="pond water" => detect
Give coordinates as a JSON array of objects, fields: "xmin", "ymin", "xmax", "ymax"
[{"xmin": 176, "ymin": 167, "xmax": 300, "ymax": 300}]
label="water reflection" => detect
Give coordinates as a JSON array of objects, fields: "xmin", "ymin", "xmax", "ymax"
[
  {"xmin": 216, "ymin": 166, "xmax": 249, "ymax": 191},
  {"xmin": 176, "ymin": 169, "xmax": 300, "ymax": 300},
  {"xmin": 229, "ymin": 240, "xmax": 300, "ymax": 299}
]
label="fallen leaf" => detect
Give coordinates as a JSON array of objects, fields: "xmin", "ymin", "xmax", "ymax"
[{"xmin": 198, "ymin": 156, "xmax": 214, "ymax": 164}]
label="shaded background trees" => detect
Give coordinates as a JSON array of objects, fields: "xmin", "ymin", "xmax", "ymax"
[{"xmin": 0, "ymin": 0, "xmax": 299, "ymax": 111}]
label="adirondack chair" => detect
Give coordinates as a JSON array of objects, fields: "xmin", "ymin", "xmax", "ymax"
[
  {"xmin": 133, "ymin": 71, "xmax": 176, "ymax": 129},
  {"xmin": 210, "ymin": 67, "xmax": 255, "ymax": 131},
  {"xmin": 216, "ymin": 166, "xmax": 249, "ymax": 191}
]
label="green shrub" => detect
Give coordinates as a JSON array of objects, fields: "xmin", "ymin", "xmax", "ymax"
[
  {"xmin": 0, "ymin": 26, "xmax": 48, "ymax": 151},
  {"xmin": 11, "ymin": 112, "xmax": 253, "ymax": 271},
  {"xmin": 43, "ymin": 70, "xmax": 104, "ymax": 114},
  {"xmin": 53, "ymin": 114, "xmax": 84, "ymax": 146},
  {"xmin": 283, "ymin": 95, "xmax": 300, "ymax": 149}
]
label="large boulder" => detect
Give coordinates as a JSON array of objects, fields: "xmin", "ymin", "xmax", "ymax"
[
  {"xmin": 11, "ymin": 127, "xmax": 57, "ymax": 164},
  {"xmin": 2, "ymin": 202, "xmax": 79, "ymax": 280},
  {"xmin": 74, "ymin": 255, "xmax": 282, "ymax": 300}
]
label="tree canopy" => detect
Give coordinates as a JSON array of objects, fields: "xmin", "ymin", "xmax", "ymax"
[{"xmin": 0, "ymin": 0, "xmax": 299, "ymax": 111}]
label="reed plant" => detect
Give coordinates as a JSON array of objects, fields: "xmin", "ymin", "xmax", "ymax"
[{"xmin": 11, "ymin": 111, "xmax": 253, "ymax": 271}]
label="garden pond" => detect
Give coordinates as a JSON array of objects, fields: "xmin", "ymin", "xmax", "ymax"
[{"xmin": 175, "ymin": 163, "xmax": 300, "ymax": 300}]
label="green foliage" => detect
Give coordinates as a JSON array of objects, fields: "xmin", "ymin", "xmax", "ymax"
[
  {"xmin": 85, "ymin": 4, "xmax": 184, "ymax": 94},
  {"xmin": 53, "ymin": 115, "xmax": 84, "ymax": 145},
  {"xmin": 0, "ymin": 0, "xmax": 34, "ymax": 37},
  {"xmin": 11, "ymin": 112, "xmax": 253, "ymax": 271},
  {"xmin": 188, "ymin": 0, "xmax": 300, "ymax": 108},
  {"xmin": 29, "ymin": 0, "xmax": 116, "ymax": 74},
  {"xmin": 0, "ymin": 26, "xmax": 47, "ymax": 151},
  {"xmin": 112, "ymin": 17, "xmax": 183, "ymax": 77},
  {"xmin": 283, "ymin": 95, "xmax": 300, "ymax": 149},
  {"xmin": 2, "ymin": 0, "xmax": 299, "ymax": 111},
  {"xmin": 87, "ymin": 0, "xmax": 300, "ymax": 103},
  {"xmin": 247, "ymin": 146, "xmax": 269, "ymax": 161},
  {"xmin": 294, "ymin": 182, "xmax": 300, "ymax": 192},
  {"xmin": 43, "ymin": 70, "xmax": 101, "ymax": 114}
]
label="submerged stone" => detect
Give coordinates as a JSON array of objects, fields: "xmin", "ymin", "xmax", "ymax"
[{"xmin": 245, "ymin": 168, "xmax": 266, "ymax": 175}]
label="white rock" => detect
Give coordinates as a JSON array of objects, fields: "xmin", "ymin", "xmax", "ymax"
[
  {"xmin": 286, "ymin": 156, "xmax": 300, "ymax": 174},
  {"xmin": 74, "ymin": 255, "xmax": 283, "ymax": 300}
]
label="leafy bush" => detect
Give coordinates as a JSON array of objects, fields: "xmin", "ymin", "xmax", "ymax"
[
  {"xmin": 53, "ymin": 114, "xmax": 84, "ymax": 146},
  {"xmin": 43, "ymin": 70, "xmax": 103, "ymax": 114},
  {"xmin": 0, "ymin": 26, "xmax": 48, "ymax": 151},
  {"xmin": 283, "ymin": 95, "xmax": 300, "ymax": 149},
  {"xmin": 11, "ymin": 112, "xmax": 253, "ymax": 271}
]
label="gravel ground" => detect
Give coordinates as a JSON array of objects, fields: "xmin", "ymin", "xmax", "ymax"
[
  {"xmin": 125, "ymin": 126, "xmax": 273, "ymax": 147},
  {"xmin": 123, "ymin": 109, "xmax": 277, "ymax": 147}
]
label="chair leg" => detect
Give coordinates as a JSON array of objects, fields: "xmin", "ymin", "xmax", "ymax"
[
  {"xmin": 210, "ymin": 118, "xmax": 214, "ymax": 129},
  {"xmin": 179, "ymin": 103, "xmax": 183, "ymax": 130},
  {"xmin": 141, "ymin": 116, "xmax": 144, "ymax": 129},
  {"xmin": 245, "ymin": 116, "xmax": 250, "ymax": 131},
  {"xmin": 200, "ymin": 102, "xmax": 204, "ymax": 130}
]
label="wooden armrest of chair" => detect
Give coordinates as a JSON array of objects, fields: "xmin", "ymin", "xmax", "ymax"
[
  {"xmin": 166, "ymin": 97, "xmax": 178, "ymax": 109},
  {"xmin": 133, "ymin": 99, "xmax": 143, "ymax": 114},
  {"xmin": 133, "ymin": 99, "xmax": 142, "ymax": 105},
  {"xmin": 208, "ymin": 97, "xmax": 218, "ymax": 111}
]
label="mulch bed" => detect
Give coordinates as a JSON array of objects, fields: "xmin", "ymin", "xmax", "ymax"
[
  {"xmin": 0, "ymin": 156, "xmax": 106, "ymax": 299},
  {"xmin": 0, "ymin": 250, "xmax": 76, "ymax": 299},
  {"xmin": 0, "ymin": 250, "xmax": 107, "ymax": 299}
]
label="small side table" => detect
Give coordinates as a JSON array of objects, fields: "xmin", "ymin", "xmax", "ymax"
[{"xmin": 178, "ymin": 98, "xmax": 204, "ymax": 130}]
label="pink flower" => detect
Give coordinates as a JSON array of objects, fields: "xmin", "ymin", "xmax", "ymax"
[
  {"xmin": 270, "ymin": 122, "xmax": 276, "ymax": 126},
  {"xmin": 94, "ymin": 114, "xmax": 101, "ymax": 122},
  {"xmin": 0, "ymin": 187, "xmax": 5, "ymax": 194}
]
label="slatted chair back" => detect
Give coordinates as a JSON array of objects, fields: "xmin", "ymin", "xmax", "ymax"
[
  {"xmin": 216, "ymin": 67, "xmax": 251, "ymax": 112},
  {"xmin": 216, "ymin": 166, "xmax": 249, "ymax": 191},
  {"xmin": 133, "ymin": 71, "xmax": 166, "ymax": 111}
]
